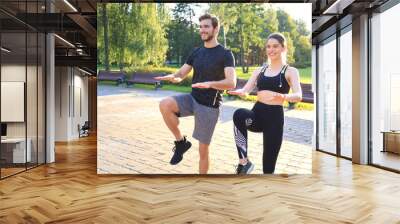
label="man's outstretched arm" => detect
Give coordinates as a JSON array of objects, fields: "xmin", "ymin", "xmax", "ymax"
[
  {"xmin": 192, "ymin": 66, "xmax": 236, "ymax": 90},
  {"xmin": 154, "ymin": 64, "xmax": 192, "ymax": 83}
]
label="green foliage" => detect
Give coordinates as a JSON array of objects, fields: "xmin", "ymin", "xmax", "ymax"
[
  {"xmin": 235, "ymin": 66, "xmax": 259, "ymax": 79},
  {"xmin": 97, "ymin": 4, "xmax": 110, "ymax": 71},
  {"xmin": 209, "ymin": 4, "xmax": 310, "ymax": 69},
  {"xmin": 262, "ymin": 6, "xmax": 279, "ymax": 37},
  {"xmin": 126, "ymin": 83, "xmax": 192, "ymax": 93},
  {"xmin": 276, "ymin": 9, "xmax": 298, "ymax": 36},
  {"xmin": 99, "ymin": 3, "xmax": 312, "ymax": 73},
  {"xmin": 209, "ymin": 3, "xmax": 238, "ymax": 48},
  {"xmin": 282, "ymin": 31, "xmax": 295, "ymax": 65},
  {"xmin": 295, "ymin": 19, "xmax": 310, "ymax": 36},
  {"xmin": 293, "ymin": 35, "xmax": 312, "ymax": 68},
  {"xmin": 298, "ymin": 67, "xmax": 312, "ymax": 84},
  {"xmin": 108, "ymin": 3, "xmax": 129, "ymax": 70},
  {"xmin": 98, "ymin": 3, "xmax": 169, "ymax": 71},
  {"xmin": 166, "ymin": 4, "xmax": 202, "ymax": 65}
]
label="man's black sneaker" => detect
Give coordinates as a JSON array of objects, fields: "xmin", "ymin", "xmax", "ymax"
[
  {"xmin": 235, "ymin": 161, "xmax": 254, "ymax": 174},
  {"xmin": 170, "ymin": 136, "xmax": 192, "ymax": 165}
]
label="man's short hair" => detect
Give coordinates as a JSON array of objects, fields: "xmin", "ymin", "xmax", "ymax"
[{"xmin": 199, "ymin": 14, "xmax": 219, "ymax": 29}]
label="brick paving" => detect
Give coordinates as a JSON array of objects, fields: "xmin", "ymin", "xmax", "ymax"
[{"xmin": 98, "ymin": 85, "xmax": 313, "ymax": 174}]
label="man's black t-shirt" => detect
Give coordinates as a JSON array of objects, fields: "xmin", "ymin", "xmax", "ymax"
[{"xmin": 186, "ymin": 44, "xmax": 235, "ymax": 108}]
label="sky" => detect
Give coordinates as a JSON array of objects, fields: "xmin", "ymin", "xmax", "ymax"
[{"xmin": 165, "ymin": 3, "xmax": 312, "ymax": 32}]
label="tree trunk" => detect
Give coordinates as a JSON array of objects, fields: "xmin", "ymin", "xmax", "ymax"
[
  {"xmin": 102, "ymin": 4, "xmax": 110, "ymax": 71},
  {"xmin": 244, "ymin": 64, "xmax": 249, "ymax": 73},
  {"xmin": 240, "ymin": 48, "xmax": 246, "ymax": 73},
  {"xmin": 240, "ymin": 33, "xmax": 246, "ymax": 73},
  {"xmin": 222, "ymin": 26, "xmax": 227, "ymax": 48},
  {"xmin": 119, "ymin": 4, "xmax": 128, "ymax": 72}
]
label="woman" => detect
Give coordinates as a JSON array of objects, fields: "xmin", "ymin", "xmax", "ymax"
[{"xmin": 228, "ymin": 33, "xmax": 302, "ymax": 174}]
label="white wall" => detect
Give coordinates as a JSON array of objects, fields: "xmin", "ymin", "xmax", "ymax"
[
  {"xmin": 55, "ymin": 66, "xmax": 69, "ymax": 141},
  {"xmin": 72, "ymin": 71, "xmax": 89, "ymax": 138},
  {"xmin": 55, "ymin": 66, "xmax": 89, "ymax": 141}
]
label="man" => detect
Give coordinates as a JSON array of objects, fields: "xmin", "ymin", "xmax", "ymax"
[{"xmin": 155, "ymin": 14, "xmax": 236, "ymax": 174}]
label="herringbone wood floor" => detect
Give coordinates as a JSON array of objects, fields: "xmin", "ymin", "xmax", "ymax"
[{"xmin": 1, "ymin": 134, "xmax": 399, "ymax": 223}]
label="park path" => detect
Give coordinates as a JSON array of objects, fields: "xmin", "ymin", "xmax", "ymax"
[{"xmin": 98, "ymin": 85, "xmax": 313, "ymax": 174}]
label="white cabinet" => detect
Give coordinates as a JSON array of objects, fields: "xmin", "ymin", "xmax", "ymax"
[{"xmin": 1, "ymin": 138, "xmax": 31, "ymax": 163}]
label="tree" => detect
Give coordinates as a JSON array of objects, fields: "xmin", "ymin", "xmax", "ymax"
[
  {"xmin": 101, "ymin": 3, "xmax": 169, "ymax": 68},
  {"xmin": 157, "ymin": 3, "xmax": 171, "ymax": 29},
  {"xmin": 208, "ymin": 3, "xmax": 237, "ymax": 48},
  {"xmin": 228, "ymin": 3, "xmax": 264, "ymax": 72},
  {"xmin": 108, "ymin": 3, "xmax": 129, "ymax": 71},
  {"xmin": 100, "ymin": 4, "xmax": 110, "ymax": 71},
  {"xmin": 295, "ymin": 19, "xmax": 310, "ymax": 36},
  {"xmin": 166, "ymin": 3, "xmax": 201, "ymax": 65},
  {"xmin": 261, "ymin": 6, "xmax": 279, "ymax": 36},
  {"xmin": 97, "ymin": 4, "xmax": 103, "ymax": 66},
  {"xmin": 276, "ymin": 9, "xmax": 297, "ymax": 36},
  {"xmin": 293, "ymin": 35, "xmax": 311, "ymax": 68},
  {"xmin": 282, "ymin": 31, "xmax": 295, "ymax": 65},
  {"xmin": 255, "ymin": 5, "xmax": 279, "ymax": 65},
  {"xmin": 276, "ymin": 9, "xmax": 298, "ymax": 64},
  {"xmin": 98, "ymin": 3, "xmax": 311, "ymax": 71}
]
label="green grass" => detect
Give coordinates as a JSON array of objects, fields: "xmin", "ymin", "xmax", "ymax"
[
  {"xmin": 97, "ymin": 65, "xmax": 179, "ymax": 74},
  {"xmin": 98, "ymin": 80, "xmax": 119, "ymax": 85},
  {"xmin": 98, "ymin": 80, "xmax": 313, "ymax": 111},
  {"xmin": 97, "ymin": 65, "xmax": 121, "ymax": 72},
  {"xmin": 235, "ymin": 67, "xmax": 259, "ymax": 80},
  {"xmin": 98, "ymin": 80, "xmax": 192, "ymax": 93},
  {"xmin": 97, "ymin": 64, "xmax": 313, "ymax": 110},
  {"xmin": 98, "ymin": 64, "xmax": 311, "ymax": 84},
  {"xmin": 126, "ymin": 83, "xmax": 192, "ymax": 93},
  {"xmin": 298, "ymin": 67, "xmax": 312, "ymax": 84}
]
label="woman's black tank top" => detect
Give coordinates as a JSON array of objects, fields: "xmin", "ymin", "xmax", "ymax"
[{"xmin": 256, "ymin": 64, "xmax": 290, "ymax": 94}]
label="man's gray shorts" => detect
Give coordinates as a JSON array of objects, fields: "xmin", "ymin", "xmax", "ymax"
[{"xmin": 172, "ymin": 94, "xmax": 220, "ymax": 145}]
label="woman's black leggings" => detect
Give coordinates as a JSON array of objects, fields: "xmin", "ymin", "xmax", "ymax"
[{"xmin": 233, "ymin": 102, "xmax": 284, "ymax": 174}]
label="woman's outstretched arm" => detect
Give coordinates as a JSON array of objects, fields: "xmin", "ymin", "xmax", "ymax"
[
  {"xmin": 284, "ymin": 67, "xmax": 302, "ymax": 102},
  {"xmin": 228, "ymin": 67, "xmax": 263, "ymax": 96}
]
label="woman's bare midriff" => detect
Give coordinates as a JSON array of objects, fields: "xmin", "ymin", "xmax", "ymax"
[{"xmin": 256, "ymin": 90, "xmax": 284, "ymax": 106}]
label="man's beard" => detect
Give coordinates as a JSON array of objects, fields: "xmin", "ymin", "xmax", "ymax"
[{"xmin": 202, "ymin": 33, "xmax": 214, "ymax": 42}]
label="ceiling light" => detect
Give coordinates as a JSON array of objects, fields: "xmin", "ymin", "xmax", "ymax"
[
  {"xmin": 63, "ymin": 0, "xmax": 78, "ymax": 12},
  {"xmin": 322, "ymin": 0, "xmax": 354, "ymax": 15},
  {"xmin": 76, "ymin": 48, "xmax": 84, "ymax": 55},
  {"xmin": 54, "ymin": 34, "xmax": 75, "ymax": 48},
  {"xmin": 1, "ymin": 47, "xmax": 11, "ymax": 53},
  {"xmin": 78, "ymin": 67, "xmax": 93, "ymax": 76}
]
